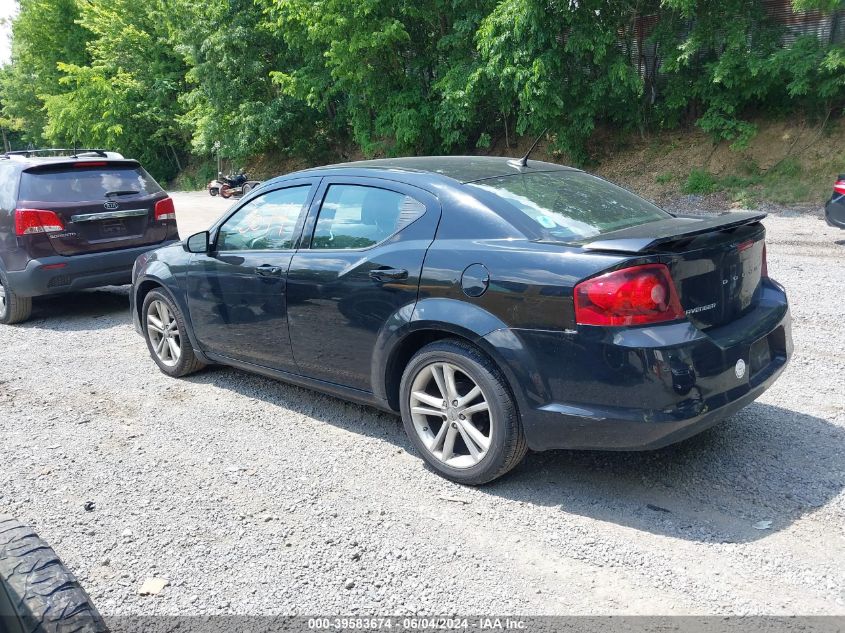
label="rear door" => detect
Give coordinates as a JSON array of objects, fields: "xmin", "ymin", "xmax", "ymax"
[
  {"xmin": 17, "ymin": 160, "xmax": 171, "ymax": 256},
  {"xmin": 286, "ymin": 177, "xmax": 440, "ymax": 391},
  {"xmin": 185, "ymin": 180, "xmax": 317, "ymax": 371}
]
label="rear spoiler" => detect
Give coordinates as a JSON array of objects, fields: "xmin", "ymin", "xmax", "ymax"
[
  {"xmin": 578, "ymin": 211, "xmax": 767, "ymax": 254},
  {"xmin": 22, "ymin": 159, "xmax": 141, "ymax": 173}
]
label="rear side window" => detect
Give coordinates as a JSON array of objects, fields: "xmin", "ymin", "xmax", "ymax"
[
  {"xmin": 18, "ymin": 166, "xmax": 163, "ymax": 203},
  {"xmin": 468, "ymin": 171, "xmax": 669, "ymax": 241},
  {"xmin": 311, "ymin": 184, "xmax": 426, "ymax": 250}
]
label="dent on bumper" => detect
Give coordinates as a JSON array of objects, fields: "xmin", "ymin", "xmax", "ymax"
[{"xmin": 489, "ymin": 287, "xmax": 792, "ymax": 452}]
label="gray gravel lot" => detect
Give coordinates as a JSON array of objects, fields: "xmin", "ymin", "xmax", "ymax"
[{"xmin": 1, "ymin": 191, "xmax": 843, "ymax": 615}]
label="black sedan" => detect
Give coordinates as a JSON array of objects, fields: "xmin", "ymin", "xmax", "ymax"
[{"xmin": 131, "ymin": 157, "xmax": 792, "ymax": 484}]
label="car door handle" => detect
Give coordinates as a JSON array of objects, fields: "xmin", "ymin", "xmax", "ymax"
[
  {"xmin": 369, "ymin": 268, "xmax": 408, "ymax": 282},
  {"xmin": 255, "ymin": 265, "xmax": 283, "ymax": 277}
]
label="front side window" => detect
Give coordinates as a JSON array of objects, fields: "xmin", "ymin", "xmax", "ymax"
[
  {"xmin": 217, "ymin": 186, "xmax": 310, "ymax": 251},
  {"xmin": 467, "ymin": 171, "xmax": 670, "ymax": 242},
  {"xmin": 311, "ymin": 184, "xmax": 426, "ymax": 250}
]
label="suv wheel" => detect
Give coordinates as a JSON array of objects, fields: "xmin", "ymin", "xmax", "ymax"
[
  {"xmin": 142, "ymin": 289, "xmax": 205, "ymax": 377},
  {"xmin": 399, "ymin": 339, "xmax": 528, "ymax": 485},
  {"xmin": 0, "ymin": 270, "xmax": 32, "ymax": 325}
]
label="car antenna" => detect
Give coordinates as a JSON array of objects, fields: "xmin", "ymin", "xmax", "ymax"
[{"xmin": 515, "ymin": 128, "xmax": 548, "ymax": 168}]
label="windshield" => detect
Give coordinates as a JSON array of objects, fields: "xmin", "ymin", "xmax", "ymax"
[
  {"xmin": 19, "ymin": 166, "xmax": 163, "ymax": 203},
  {"xmin": 467, "ymin": 171, "xmax": 670, "ymax": 241}
]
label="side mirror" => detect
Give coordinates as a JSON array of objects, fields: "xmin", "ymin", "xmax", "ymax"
[{"xmin": 184, "ymin": 231, "xmax": 210, "ymax": 254}]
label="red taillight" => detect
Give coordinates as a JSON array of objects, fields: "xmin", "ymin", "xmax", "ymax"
[
  {"xmin": 15, "ymin": 209, "xmax": 65, "ymax": 236},
  {"xmin": 154, "ymin": 197, "xmax": 176, "ymax": 221},
  {"xmin": 574, "ymin": 263, "xmax": 685, "ymax": 327},
  {"xmin": 834, "ymin": 179, "xmax": 845, "ymax": 196},
  {"xmin": 762, "ymin": 243, "xmax": 768, "ymax": 278}
]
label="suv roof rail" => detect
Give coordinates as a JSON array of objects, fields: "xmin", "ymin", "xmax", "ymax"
[{"xmin": 1, "ymin": 148, "xmax": 123, "ymax": 159}]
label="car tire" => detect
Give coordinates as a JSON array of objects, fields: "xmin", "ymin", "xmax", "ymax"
[
  {"xmin": 209, "ymin": 188, "xmax": 218, "ymax": 197},
  {"xmin": 399, "ymin": 339, "xmax": 528, "ymax": 485},
  {"xmin": 242, "ymin": 183, "xmax": 253, "ymax": 195},
  {"xmin": 0, "ymin": 269, "xmax": 32, "ymax": 325},
  {"xmin": 141, "ymin": 288, "xmax": 206, "ymax": 378},
  {"xmin": 0, "ymin": 515, "xmax": 109, "ymax": 633}
]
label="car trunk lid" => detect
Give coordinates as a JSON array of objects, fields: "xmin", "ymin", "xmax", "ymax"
[
  {"xmin": 18, "ymin": 161, "xmax": 170, "ymax": 256},
  {"xmin": 580, "ymin": 212, "xmax": 768, "ymax": 329}
]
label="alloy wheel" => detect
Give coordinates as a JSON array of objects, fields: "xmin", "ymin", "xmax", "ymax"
[
  {"xmin": 0, "ymin": 279, "xmax": 7, "ymax": 319},
  {"xmin": 409, "ymin": 362, "xmax": 493, "ymax": 469},
  {"xmin": 146, "ymin": 299, "xmax": 182, "ymax": 367}
]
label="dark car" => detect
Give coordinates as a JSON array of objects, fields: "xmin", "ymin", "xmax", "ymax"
[
  {"xmin": 0, "ymin": 149, "xmax": 179, "ymax": 325},
  {"xmin": 131, "ymin": 156, "xmax": 792, "ymax": 485},
  {"xmin": 824, "ymin": 174, "xmax": 845, "ymax": 229}
]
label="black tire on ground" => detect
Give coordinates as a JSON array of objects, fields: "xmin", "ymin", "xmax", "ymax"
[
  {"xmin": 141, "ymin": 288, "xmax": 206, "ymax": 378},
  {"xmin": 0, "ymin": 515, "xmax": 109, "ymax": 633},
  {"xmin": 0, "ymin": 269, "xmax": 32, "ymax": 326},
  {"xmin": 209, "ymin": 188, "xmax": 219, "ymax": 197},
  {"xmin": 399, "ymin": 338, "xmax": 528, "ymax": 485}
]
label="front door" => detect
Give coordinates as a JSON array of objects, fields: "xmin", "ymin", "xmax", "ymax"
[
  {"xmin": 186, "ymin": 181, "xmax": 316, "ymax": 370},
  {"xmin": 286, "ymin": 178, "xmax": 441, "ymax": 391}
]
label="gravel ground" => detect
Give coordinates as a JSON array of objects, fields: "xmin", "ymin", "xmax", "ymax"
[{"xmin": 1, "ymin": 192, "xmax": 843, "ymax": 616}]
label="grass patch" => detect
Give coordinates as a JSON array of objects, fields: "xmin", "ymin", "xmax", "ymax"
[
  {"xmin": 683, "ymin": 169, "xmax": 719, "ymax": 194},
  {"xmin": 655, "ymin": 171, "xmax": 674, "ymax": 184},
  {"xmin": 680, "ymin": 157, "xmax": 825, "ymax": 205}
]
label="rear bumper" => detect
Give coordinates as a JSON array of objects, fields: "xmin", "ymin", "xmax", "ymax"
[
  {"xmin": 5, "ymin": 241, "xmax": 179, "ymax": 297},
  {"xmin": 487, "ymin": 280, "xmax": 793, "ymax": 451},
  {"xmin": 825, "ymin": 196, "xmax": 845, "ymax": 229}
]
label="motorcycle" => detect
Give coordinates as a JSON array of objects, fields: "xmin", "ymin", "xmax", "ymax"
[{"xmin": 209, "ymin": 171, "xmax": 261, "ymax": 199}]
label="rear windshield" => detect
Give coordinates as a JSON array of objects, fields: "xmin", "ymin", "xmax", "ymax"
[
  {"xmin": 467, "ymin": 171, "xmax": 670, "ymax": 241},
  {"xmin": 19, "ymin": 166, "xmax": 163, "ymax": 203}
]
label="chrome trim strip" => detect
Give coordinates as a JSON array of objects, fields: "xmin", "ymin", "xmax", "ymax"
[{"xmin": 70, "ymin": 209, "xmax": 150, "ymax": 223}]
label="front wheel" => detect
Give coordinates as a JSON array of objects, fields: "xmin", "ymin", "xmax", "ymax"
[
  {"xmin": 141, "ymin": 289, "xmax": 206, "ymax": 377},
  {"xmin": 209, "ymin": 187, "xmax": 219, "ymax": 197},
  {"xmin": 399, "ymin": 339, "xmax": 527, "ymax": 485}
]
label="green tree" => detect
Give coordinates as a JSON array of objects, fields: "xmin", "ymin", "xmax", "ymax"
[
  {"xmin": 42, "ymin": 0, "xmax": 190, "ymax": 179},
  {"xmin": 0, "ymin": 0, "xmax": 90, "ymax": 145}
]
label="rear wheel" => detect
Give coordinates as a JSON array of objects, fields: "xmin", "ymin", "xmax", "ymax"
[
  {"xmin": 0, "ymin": 515, "xmax": 108, "ymax": 633},
  {"xmin": 242, "ymin": 183, "xmax": 253, "ymax": 195},
  {"xmin": 142, "ymin": 289, "xmax": 205, "ymax": 377},
  {"xmin": 399, "ymin": 339, "xmax": 527, "ymax": 485},
  {"xmin": 0, "ymin": 270, "xmax": 32, "ymax": 325}
]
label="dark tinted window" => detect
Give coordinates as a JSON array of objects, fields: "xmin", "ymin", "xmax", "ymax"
[
  {"xmin": 312, "ymin": 184, "xmax": 425, "ymax": 250},
  {"xmin": 468, "ymin": 171, "xmax": 669, "ymax": 241},
  {"xmin": 19, "ymin": 166, "xmax": 163, "ymax": 203},
  {"xmin": 217, "ymin": 186, "xmax": 311, "ymax": 251}
]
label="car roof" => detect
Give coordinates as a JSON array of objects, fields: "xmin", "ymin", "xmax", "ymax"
[
  {"xmin": 1, "ymin": 150, "xmax": 128, "ymax": 167},
  {"xmin": 288, "ymin": 156, "xmax": 578, "ymax": 184}
]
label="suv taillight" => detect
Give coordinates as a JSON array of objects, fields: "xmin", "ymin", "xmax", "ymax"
[
  {"xmin": 154, "ymin": 197, "xmax": 176, "ymax": 221},
  {"xmin": 574, "ymin": 263, "xmax": 685, "ymax": 327},
  {"xmin": 15, "ymin": 209, "xmax": 65, "ymax": 236},
  {"xmin": 834, "ymin": 179, "xmax": 845, "ymax": 196}
]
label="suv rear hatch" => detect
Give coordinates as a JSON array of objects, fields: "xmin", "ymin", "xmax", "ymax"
[
  {"xmin": 583, "ymin": 212, "xmax": 768, "ymax": 330},
  {"xmin": 18, "ymin": 160, "xmax": 171, "ymax": 256}
]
